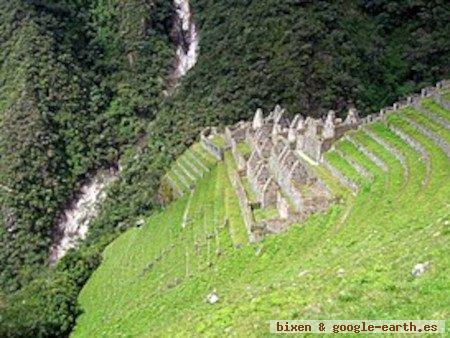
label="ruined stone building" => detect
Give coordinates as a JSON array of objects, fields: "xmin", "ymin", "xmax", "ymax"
[{"xmin": 192, "ymin": 80, "xmax": 449, "ymax": 238}]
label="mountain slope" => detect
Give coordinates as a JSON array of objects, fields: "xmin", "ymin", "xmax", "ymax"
[
  {"xmin": 0, "ymin": 0, "xmax": 173, "ymax": 291},
  {"xmin": 72, "ymin": 97, "xmax": 450, "ymax": 336},
  {"xmin": 1, "ymin": 1, "xmax": 449, "ymax": 336}
]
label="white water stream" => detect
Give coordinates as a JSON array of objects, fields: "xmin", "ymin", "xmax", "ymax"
[
  {"xmin": 50, "ymin": 168, "xmax": 118, "ymax": 263},
  {"xmin": 172, "ymin": 0, "xmax": 199, "ymax": 81},
  {"xmin": 50, "ymin": 0, "xmax": 199, "ymax": 262}
]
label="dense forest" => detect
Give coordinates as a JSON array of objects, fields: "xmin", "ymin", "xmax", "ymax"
[{"xmin": 0, "ymin": 0, "xmax": 449, "ymax": 336}]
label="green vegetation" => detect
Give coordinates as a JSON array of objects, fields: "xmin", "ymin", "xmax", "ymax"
[
  {"xmin": 401, "ymin": 107, "xmax": 450, "ymax": 143},
  {"xmin": 422, "ymin": 98, "xmax": 450, "ymax": 120},
  {"xmin": 160, "ymin": 142, "xmax": 218, "ymax": 202},
  {"xmin": 223, "ymin": 152, "xmax": 249, "ymax": 246},
  {"xmin": 73, "ymin": 107, "xmax": 450, "ymax": 336},
  {"xmin": 0, "ymin": 0, "xmax": 173, "ymax": 335},
  {"xmin": 210, "ymin": 134, "xmax": 227, "ymax": 149},
  {"xmin": 177, "ymin": 0, "xmax": 450, "ymax": 120},
  {"xmin": 1, "ymin": 0, "xmax": 449, "ymax": 336},
  {"xmin": 236, "ymin": 141, "xmax": 253, "ymax": 159},
  {"xmin": 0, "ymin": 0, "xmax": 173, "ymax": 286},
  {"xmin": 324, "ymin": 151, "xmax": 370, "ymax": 189},
  {"xmin": 253, "ymin": 207, "xmax": 279, "ymax": 223}
]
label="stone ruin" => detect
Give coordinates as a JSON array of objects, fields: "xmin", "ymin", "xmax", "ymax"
[
  {"xmin": 198, "ymin": 80, "xmax": 449, "ymax": 239},
  {"xmin": 218, "ymin": 105, "xmax": 339, "ymax": 237}
]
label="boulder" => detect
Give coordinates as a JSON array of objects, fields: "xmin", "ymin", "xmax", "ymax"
[
  {"xmin": 206, "ymin": 290, "xmax": 220, "ymax": 304},
  {"xmin": 411, "ymin": 261, "xmax": 430, "ymax": 277}
]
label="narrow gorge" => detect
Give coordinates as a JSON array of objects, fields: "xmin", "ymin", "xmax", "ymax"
[
  {"xmin": 50, "ymin": 0, "xmax": 199, "ymax": 262},
  {"xmin": 2, "ymin": 2, "xmax": 449, "ymax": 337}
]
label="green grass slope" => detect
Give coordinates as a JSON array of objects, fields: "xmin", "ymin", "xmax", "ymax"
[
  {"xmin": 72, "ymin": 101, "xmax": 450, "ymax": 337},
  {"xmin": 160, "ymin": 142, "xmax": 219, "ymax": 202}
]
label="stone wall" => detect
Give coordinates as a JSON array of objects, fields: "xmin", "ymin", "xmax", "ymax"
[
  {"xmin": 389, "ymin": 125, "xmax": 431, "ymax": 186},
  {"xmin": 226, "ymin": 122, "xmax": 248, "ymax": 143},
  {"xmin": 344, "ymin": 136, "xmax": 388, "ymax": 172},
  {"xmin": 294, "ymin": 80, "xmax": 449, "ymax": 163},
  {"xmin": 211, "ymin": 80, "xmax": 448, "ymax": 171},
  {"xmin": 322, "ymin": 159, "xmax": 358, "ymax": 192},
  {"xmin": 225, "ymin": 157, "xmax": 256, "ymax": 242},
  {"xmin": 363, "ymin": 129, "xmax": 408, "ymax": 175},
  {"xmin": 191, "ymin": 79, "xmax": 449, "ymax": 238},
  {"xmin": 228, "ymin": 131, "xmax": 247, "ymax": 172},
  {"xmin": 376, "ymin": 80, "xmax": 450, "ymax": 122},
  {"xmin": 276, "ymin": 192, "xmax": 289, "ymax": 220},
  {"xmin": 268, "ymin": 144, "xmax": 304, "ymax": 212},
  {"xmin": 201, "ymin": 127, "xmax": 224, "ymax": 160},
  {"xmin": 402, "ymin": 116, "xmax": 450, "ymax": 157},
  {"xmin": 293, "ymin": 108, "xmax": 362, "ymax": 163}
]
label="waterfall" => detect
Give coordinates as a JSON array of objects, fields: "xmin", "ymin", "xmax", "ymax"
[
  {"xmin": 172, "ymin": 0, "xmax": 199, "ymax": 83},
  {"xmin": 49, "ymin": 167, "xmax": 119, "ymax": 263}
]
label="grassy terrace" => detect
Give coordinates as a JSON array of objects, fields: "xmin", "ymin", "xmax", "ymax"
[
  {"xmin": 223, "ymin": 152, "xmax": 251, "ymax": 246},
  {"xmin": 421, "ymin": 99, "xmax": 450, "ymax": 120},
  {"xmin": 73, "ymin": 106, "xmax": 450, "ymax": 336},
  {"xmin": 401, "ymin": 107, "xmax": 450, "ymax": 144},
  {"xmin": 210, "ymin": 134, "xmax": 227, "ymax": 149},
  {"xmin": 162, "ymin": 142, "xmax": 219, "ymax": 199},
  {"xmin": 324, "ymin": 150, "xmax": 370, "ymax": 189}
]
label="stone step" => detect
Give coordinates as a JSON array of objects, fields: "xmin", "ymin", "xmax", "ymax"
[
  {"xmin": 415, "ymin": 103, "xmax": 450, "ymax": 130},
  {"xmin": 362, "ymin": 129, "xmax": 408, "ymax": 178},
  {"xmin": 165, "ymin": 174, "xmax": 184, "ymax": 197},
  {"xmin": 172, "ymin": 167, "xmax": 191, "ymax": 191},
  {"xmin": 192, "ymin": 144, "xmax": 217, "ymax": 166},
  {"xmin": 176, "ymin": 161, "xmax": 197, "ymax": 183},
  {"xmin": 179, "ymin": 155, "xmax": 203, "ymax": 178},
  {"xmin": 344, "ymin": 136, "xmax": 388, "ymax": 172},
  {"xmin": 387, "ymin": 124, "xmax": 431, "ymax": 186},
  {"xmin": 335, "ymin": 149, "xmax": 374, "ymax": 180},
  {"xmin": 401, "ymin": 116, "xmax": 450, "ymax": 158},
  {"xmin": 168, "ymin": 171, "xmax": 188, "ymax": 193},
  {"xmin": 322, "ymin": 157, "xmax": 359, "ymax": 193},
  {"xmin": 186, "ymin": 150, "xmax": 209, "ymax": 172}
]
